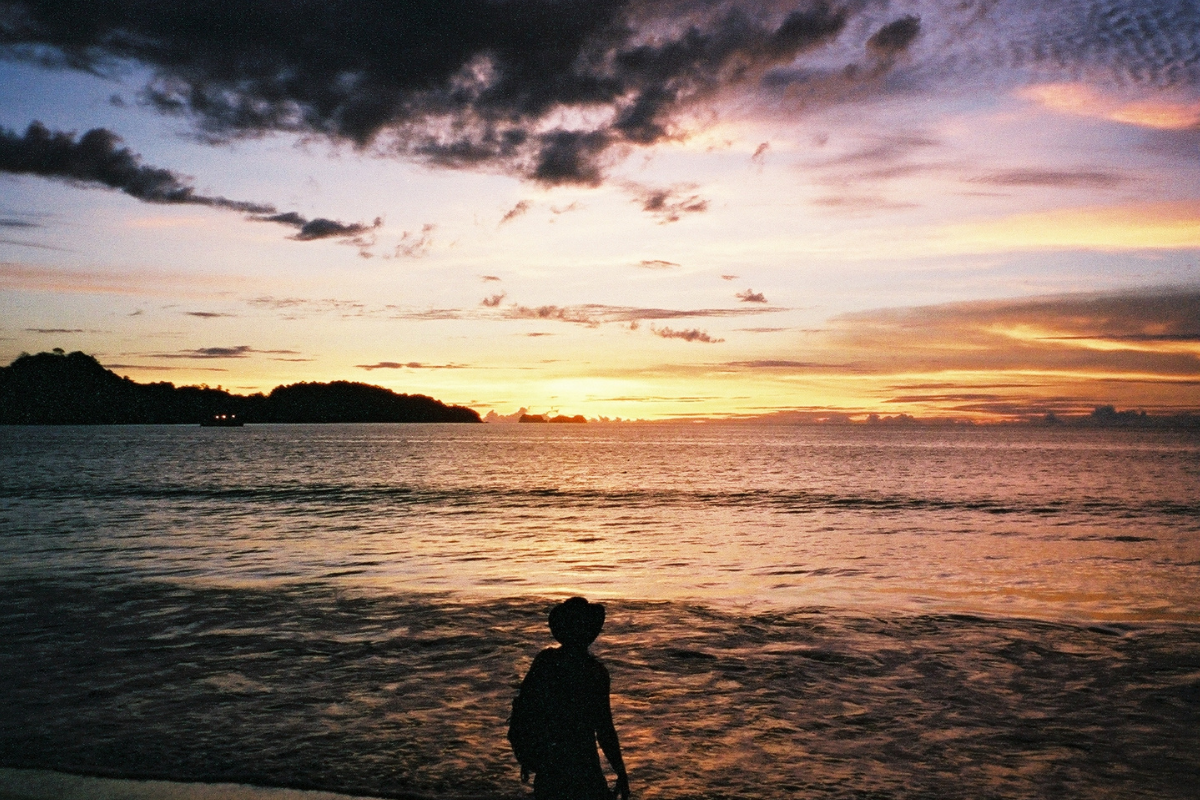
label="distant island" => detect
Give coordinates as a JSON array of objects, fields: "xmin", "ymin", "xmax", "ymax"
[
  {"xmin": 0, "ymin": 350, "xmax": 481, "ymax": 424},
  {"xmin": 519, "ymin": 413, "xmax": 587, "ymax": 423}
]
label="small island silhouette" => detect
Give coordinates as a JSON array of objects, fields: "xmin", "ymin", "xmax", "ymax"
[
  {"xmin": 0, "ymin": 350, "xmax": 481, "ymax": 425},
  {"xmin": 519, "ymin": 413, "xmax": 587, "ymax": 423}
]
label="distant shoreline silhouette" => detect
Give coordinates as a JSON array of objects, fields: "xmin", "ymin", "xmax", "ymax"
[
  {"xmin": 510, "ymin": 597, "xmax": 630, "ymax": 800},
  {"xmin": 0, "ymin": 350, "xmax": 481, "ymax": 424},
  {"xmin": 519, "ymin": 413, "xmax": 588, "ymax": 424}
]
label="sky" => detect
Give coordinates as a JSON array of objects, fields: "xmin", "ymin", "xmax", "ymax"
[{"xmin": 1, "ymin": 0, "xmax": 1198, "ymax": 421}]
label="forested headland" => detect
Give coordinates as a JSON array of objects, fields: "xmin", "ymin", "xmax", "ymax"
[{"xmin": 0, "ymin": 350, "xmax": 481, "ymax": 424}]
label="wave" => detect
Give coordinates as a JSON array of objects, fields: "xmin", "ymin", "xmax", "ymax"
[{"xmin": 4, "ymin": 480, "xmax": 1196, "ymax": 517}]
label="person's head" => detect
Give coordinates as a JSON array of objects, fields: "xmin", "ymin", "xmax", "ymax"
[{"xmin": 549, "ymin": 596, "xmax": 605, "ymax": 649}]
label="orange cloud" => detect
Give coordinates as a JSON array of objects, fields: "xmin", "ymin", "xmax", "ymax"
[
  {"xmin": 546, "ymin": 290, "xmax": 1200, "ymax": 420},
  {"xmin": 1019, "ymin": 83, "xmax": 1200, "ymax": 130},
  {"xmin": 828, "ymin": 290, "xmax": 1200, "ymax": 381}
]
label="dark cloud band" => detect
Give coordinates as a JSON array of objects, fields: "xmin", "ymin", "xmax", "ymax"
[
  {"xmin": 2, "ymin": 1, "xmax": 1196, "ymax": 188},
  {"xmin": 0, "ymin": 121, "xmax": 272, "ymax": 212},
  {"xmin": 0, "ymin": 0, "xmax": 852, "ymax": 184},
  {"xmin": 0, "ymin": 122, "xmax": 379, "ymax": 242}
]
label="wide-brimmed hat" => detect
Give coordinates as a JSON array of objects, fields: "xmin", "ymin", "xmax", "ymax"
[{"xmin": 548, "ymin": 596, "xmax": 605, "ymax": 647}]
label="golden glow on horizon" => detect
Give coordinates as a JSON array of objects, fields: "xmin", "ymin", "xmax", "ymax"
[
  {"xmin": 97, "ymin": 356, "xmax": 1200, "ymax": 422},
  {"xmin": 937, "ymin": 202, "xmax": 1200, "ymax": 253},
  {"xmin": 987, "ymin": 324, "xmax": 1200, "ymax": 356}
]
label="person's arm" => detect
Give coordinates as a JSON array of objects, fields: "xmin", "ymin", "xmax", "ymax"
[{"xmin": 595, "ymin": 666, "xmax": 630, "ymax": 800}]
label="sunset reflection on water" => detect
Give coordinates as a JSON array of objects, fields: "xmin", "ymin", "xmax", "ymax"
[
  {"xmin": 1, "ymin": 424, "xmax": 1196, "ymax": 621},
  {"xmin": 1, "ymin": 424, "xmax": 1198, "ymax": 798}
]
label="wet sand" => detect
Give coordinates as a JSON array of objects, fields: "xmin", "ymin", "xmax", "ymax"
[{"xmin": 0, "ymin": 768, "xmax": 386, "ymax": 800}]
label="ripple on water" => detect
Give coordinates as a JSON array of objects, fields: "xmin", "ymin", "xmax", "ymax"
[{"xmin": 1, "ymin": 580, "xmax": 1198, "ymax": 800}]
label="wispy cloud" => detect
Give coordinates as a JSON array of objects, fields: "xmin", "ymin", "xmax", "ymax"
[
  {"xmin": 158, "ymin": 346, "xmax": 257, "ymax": 359},
  {"xmin": 0, "ymin": 237, "xmax": 71, "ymax": 251},
  {"xmin": 811, "ymin": 195, "xmax": 919, "ymax": 213},
  {"xmin": 638, "ymin": 259, "xmax": 680, "ymax": 269},
  {"xmin": 247, "ymin": 296, "xmax": 367, "ymax": 318},
  {"xmin": 504, "ymin": 305, "xmax": 604, "ymax": 326},
  {"xmin": 1, "ymin": 261, "xmax": 245, "ymax": 296},
  {"xmin": 626, "ymin": 183, "xmax": 709, "ymax": 223},
  {"xmin": 968, "ymin": 169, "xmax": 1126, "ymax": 189},
  {"xmin": 501, "ymin": 303, "xmax": 782, "ymax": 327},
  {"xmin": 736, "ymin": 289, "xmax": 767, "ymax": 303},
  {"xmin": 815, "ymin": 133, "xmax": 941, "ymax": 176},
  {"xmin": 141, "ymin": 346, "xmax": 302, "ymax": 359},
  {"xmin": 104, "ymin": 364, "xmax": 230, "ymax": 373},
  {"xmin": 388, "ymin": 307, "xmax": 467, "ymax": 321},
  {"xmin": 184, "ymin": 311, "xmax": 236, "ymax": 318},
  {"xmin": 499, "ymin": 200, "xmax": 531, "ymax": 225},
  {"xmin": 803, "ymin": 131, "xmax": 950, "ymax": 206},
  {"xmin": 652, "ymin": 326, "xmax": 724, "ymax": 343},
  {"xmin": 355, "ymin": 361, "xmax": 466, "ymax": 370},
  {"xmin": 723, "ymin": 360, "xmax": 834, "ymax": 369},
  {"xmin": 392, "ymin": 224, "xmax": 436, "ymax": 258}
]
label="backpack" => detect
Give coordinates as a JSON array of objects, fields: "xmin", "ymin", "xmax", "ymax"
[{"xmin": 507, "ymin": 689, "xmax": 547, "ymax": 772}]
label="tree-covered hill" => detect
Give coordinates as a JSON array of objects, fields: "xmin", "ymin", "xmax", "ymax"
[{"xmin": 0, "ymin": 350, "xmax": 481, "ymax": 424}]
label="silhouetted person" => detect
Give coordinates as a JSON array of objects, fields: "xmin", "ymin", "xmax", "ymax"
[{"xmin": 509, "ymin": 597, "xmax": 630, "ymax": 800}]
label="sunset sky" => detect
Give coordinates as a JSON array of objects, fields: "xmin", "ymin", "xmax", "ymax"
[{"xmin": 1, "ymin": 0, "xmax": 1198, "ymax": 420}]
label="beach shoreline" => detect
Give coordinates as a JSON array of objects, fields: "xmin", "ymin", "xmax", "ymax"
[
  {"xmin": 0, "ymin": 767, "xmax": 530, "ymax": 800},
  {"xmin": 0, "ymin": 768, "xmax": 391, "ymax": 800}
]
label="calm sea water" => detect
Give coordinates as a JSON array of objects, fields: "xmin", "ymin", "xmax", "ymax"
[{"xmin": 1, "ymin": 424, "xmax": 1198, "ymax": 798}]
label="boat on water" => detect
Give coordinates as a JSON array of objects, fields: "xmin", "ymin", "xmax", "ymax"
[{"xmin": 200, "ymin": 413, "xmax": 244, "ymax": 427}]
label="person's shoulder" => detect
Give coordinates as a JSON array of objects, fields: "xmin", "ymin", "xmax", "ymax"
[
  {"xmin": 585, "ymin": 652, "xmax": 611, "ymax": 682},
  {"xmin": 522, "ymin": 647, "xmax": 559, "ymax": 679},
  {"xmin": 530, "ymin": 647, "xmax": 560, "ymax": 670}
]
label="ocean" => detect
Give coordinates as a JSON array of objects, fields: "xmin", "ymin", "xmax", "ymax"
[{"xmin": 1, "ymin": 424, "xmax": 1198, "ymax": 799}]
